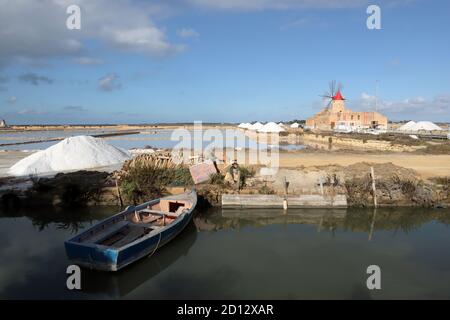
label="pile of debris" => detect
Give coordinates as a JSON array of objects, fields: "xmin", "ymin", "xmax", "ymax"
[
  {"xmin": 113, "ymin": 152, "xmax": 178, "ymax": 180},
  {"xmin": 342, "ymin": 162, "xmax": 439, "ymax": 207}
]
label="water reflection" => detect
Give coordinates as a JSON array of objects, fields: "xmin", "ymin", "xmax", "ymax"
[
  {"xmin": 81, "ymin": 222, "xmax": 197, "ymax": 298},
  {"xmin": 194, "ymin": 207, "xmax": 450, "ymax": 237},
  {"xmin": 0, "ymin": 206, "xmax": 115, "ymax": 233},
  {"xmin": 0, "ymin": 206, "xmax": 450, "ymax": 299}
]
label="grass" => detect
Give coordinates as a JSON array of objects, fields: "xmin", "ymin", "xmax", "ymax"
[
  {"xmin": 422, "ymin": 142, "xmax": 450, "ymax": 155},
  {"xmin": 258, "ymin": 185, "xmax": 275, "ymax": 195},
  {"xmin": 434, "ymin": 176, "xmax": 450, "ymax": 188}
]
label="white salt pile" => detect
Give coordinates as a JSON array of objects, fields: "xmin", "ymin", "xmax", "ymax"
[
  {"xmin": 238, "ymin": 122, "xmax": 251, "ymax": 129},
  {"xmin": 257, "ymin": 122, "xmax": 285, "ymax": 133},
  {"xmin": 411, "ymin": 121, "xmax": 443, "ymax": 131},
  {"xmin": 398, "ymin": 121, "xmax": 443, "ymax": 131},
  {"xmin": 8, "ymin": 135, "xmax": 131, "ymax": 176},
  {"xmin": 290, "ymin": 122, "xmax": 300, "ymax": 128},
  {"xmin": 248, "ymin": 122, "xmax": 264, "ymax": 131},
  {"xmin": 397, "ymin": 121, "xmax": 416, "ymax": 131}
]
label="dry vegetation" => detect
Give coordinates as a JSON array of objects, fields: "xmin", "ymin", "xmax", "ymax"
[{"xmin": 116, "ymin": 154, "xmax": 193, "ymax": 205}]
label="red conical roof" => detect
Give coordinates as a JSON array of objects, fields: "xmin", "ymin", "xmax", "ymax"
[{"xmin": 332, "ymin": 90, "xmax": 345, "ymax": 101}]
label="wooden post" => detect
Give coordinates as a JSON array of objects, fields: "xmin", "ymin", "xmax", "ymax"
[
  {"xmin": 283, "ymin": 176, "xmax": 289, "ymax": 211},
  {"xmin": 318, "ymin": 216, "xmax": 324, "ymax": 233},
  {"xmin": 115, "ymin": 179, "xmax": 123, "ymax": 207},
  {"xmin": 368, "ymin": 209, "xmax": 377, "ymax": 241},
  {"xmin": 370, "ymin": 166, "xmax": 377, "ymax": 208}
]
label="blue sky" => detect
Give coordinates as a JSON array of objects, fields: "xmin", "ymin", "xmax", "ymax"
[{"xmin": 0, "ymin": 0, "xmax": 449, "ymax": 124}]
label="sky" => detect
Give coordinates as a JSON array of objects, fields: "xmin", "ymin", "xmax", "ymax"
[{"xmin": 0, "ymin": 0, "xmax": 449, "ymax": 124}]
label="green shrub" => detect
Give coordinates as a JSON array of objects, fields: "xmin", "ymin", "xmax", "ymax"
[
  {"xmin": 239, "ymin": 166, "xmax": 255, "ymax": 187},
  {"xmin": 258, "ymin": 185, "xmax": 275, "ymax": 195},
  {"xmin": 209, "ymin": 172, "xmax": 225, "ymax": 186},
  {"xmin": 172, "ymin": 166, "xmax": 194, "ymax": 186}
]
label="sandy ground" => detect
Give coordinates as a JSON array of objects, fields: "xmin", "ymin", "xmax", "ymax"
[
  {"xmin": 216, "ymin": 149, "xmax": 450, "ymax": 179},
  {"xmin": 278, "ymin": 152, "xmax": 450, "ymax": 178}
]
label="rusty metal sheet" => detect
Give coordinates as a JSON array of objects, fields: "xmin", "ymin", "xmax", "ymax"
[{"xmin": 189, "ymin": 160, "xmax": 217, "ymax": 184}]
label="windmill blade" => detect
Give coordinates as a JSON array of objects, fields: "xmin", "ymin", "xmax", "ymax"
[
  {"xmin": 329, "ymin": 80, "xmax": 336, "ymax": 96},
  {"xmin": 337, "ymin": 82, "xmax": 344, "ymax": 92},
  {"xmin": 327, "ymin": 99, "xmax": 332, "ymax": 107}
]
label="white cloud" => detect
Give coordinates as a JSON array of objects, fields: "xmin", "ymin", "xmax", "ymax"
[
  {"xmin": 106, "ymin": 27, "xmax": 184, "ymax": 56},
  {"xmin": 0, "ymin": 0, "xmax": 183, "ymax": 66},
  {"xmin": 186, "ymin": 0, "xmax": 369, "ymax": 11},
  {"xmin": 6, "ymin": 96, "xmax": 17, "ymax": 104},
  {"xmin": 17, "ymin": 109, "xmax": 47, "ymax": 115},
  {"xmin": 0, "ymin": 0, "xmax": 82, "ymax": 64},
  {"xmin": 98, "ymin": 73, "xmax": 122, "ymax": 92},
  {"xmin": 177, "ymin": 28, "xmax": 200, "ymax": 39},
  {"xmin": 355, "ymin": 92, "xmax": 450, "ymax": 119},
  {"xmin": 73, "ymin": 57, "xmax": 104, "ymax": 65}
]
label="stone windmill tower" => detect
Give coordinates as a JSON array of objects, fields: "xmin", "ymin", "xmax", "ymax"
[{"xmin": 320, "ymin": 80, "xmax": 346, "ymax": 113}]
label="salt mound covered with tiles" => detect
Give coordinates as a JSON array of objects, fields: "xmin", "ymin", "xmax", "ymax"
[
  {"xmin": 257, "ymin": 122, "xmax": 285, "ymax": 133},
  {"xmin": 9, "ymin": 135, "xmax": 131, "ymax": 176},
  {"xmin": 248, "ymin": 122, "xmax": 264, "ymax": 131},
  {"xmin": 398, "ymin": 121, "xmax": 443, "ymax": 132}
]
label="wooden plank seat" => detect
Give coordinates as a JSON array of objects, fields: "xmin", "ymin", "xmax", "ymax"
[
  {"xmin": 140, "ymin": 208, "xmax": 179, "ymax": 219},
  {"xmin": 86, "ymin": 221, "xmax": 129, "ymax": 244},
  {"xmin": 109, "ymin": 225, "xmax": 149, "ymax": 248}
]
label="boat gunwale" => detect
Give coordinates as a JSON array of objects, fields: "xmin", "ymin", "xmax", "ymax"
[{"xmin": 65, "ymin": 190, "xmax": 197, "ymax": 252}]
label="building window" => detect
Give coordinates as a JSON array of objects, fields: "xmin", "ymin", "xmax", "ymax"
[
  {"xmin": 358, "ymin": 115, "xmax": 360, "ymax": 120},
  {"xmin": 351, "ymin": 115, "xmax": 354, "ymax": 120}
]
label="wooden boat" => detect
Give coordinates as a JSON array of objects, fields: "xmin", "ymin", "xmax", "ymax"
[{"xmin": 65, "ymin": 190, "xmax": 197, "ymax": 271}]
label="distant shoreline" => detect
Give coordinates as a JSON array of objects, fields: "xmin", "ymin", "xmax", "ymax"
[{"xmin": 0, "ymin": 123, "xmax": 237, "ymax": 132}]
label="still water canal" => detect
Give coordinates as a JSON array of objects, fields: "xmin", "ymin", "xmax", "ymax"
[{"xmin": 0, "ymin": 206, "xmax": 449, "ymax": 299}]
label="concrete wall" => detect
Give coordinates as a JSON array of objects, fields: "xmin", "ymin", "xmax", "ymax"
[{"xmin": 222, "ymin": 194, "xmax": 347, "ymax": 208}]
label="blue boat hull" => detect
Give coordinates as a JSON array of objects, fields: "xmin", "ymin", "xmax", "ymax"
[{"xmin": 65, "ymin": 191, "xmax": 196, "ymax": 271}]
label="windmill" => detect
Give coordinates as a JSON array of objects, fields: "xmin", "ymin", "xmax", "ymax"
[{"xmin": 319, "ymin": 80, "xmax": 344, "ymax": 109}]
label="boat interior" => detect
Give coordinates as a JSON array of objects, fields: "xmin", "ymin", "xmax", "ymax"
[{"xmin": 76, "ymin": 199, "xmax": 193, "ymax": 248}]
